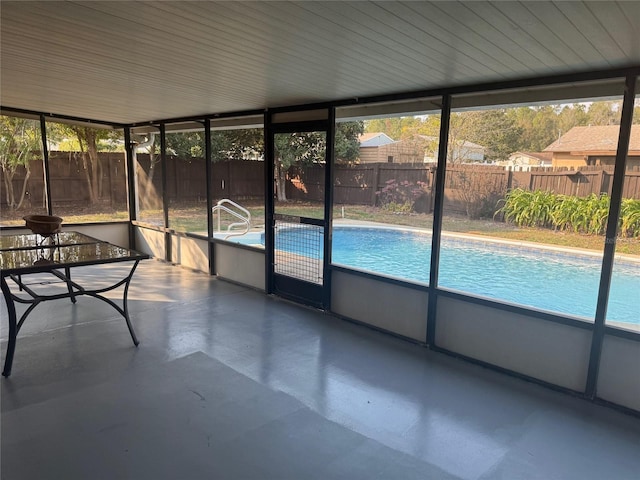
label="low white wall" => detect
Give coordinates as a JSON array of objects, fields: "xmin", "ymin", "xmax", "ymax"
[
  {"xmin": 331, "ymin": 270, "xmax": 428, "ymax": 342},
  {"xmin": 215, "ymin": 243, "xmax": 265, "ymax": 291},
  {"xmin": 66, "ymin": 223, "xmax": 129, "ymax": 248},
  {"xmin": 435, "ymin": 295, "xmax": 592, "ymax": 392},
  {"xmin": 134, "ymin": 227, "xmax": 166, "ymax": 259},
  {"xmin": 170, "ymin": 234, "xmax": 209, "ymax": 273},
  {"xmin": 597, "ymin": 335, "xmax": 640, "ymax": 411}
]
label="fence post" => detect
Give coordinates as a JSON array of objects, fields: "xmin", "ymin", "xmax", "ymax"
[
  {"xmin": 370, "ymin": 163, "xmax": 380, "ymax": 206},
  {"xmin": 528, "ymin": 169, "xmax": 535, "ymax": 191},
  {"xmin": 429, "ymin": 166, "xmax": 436, "ymax": 213},
  {"xmin": 597, "ymin": 168, "xmax": 606, "ymax": 195}
]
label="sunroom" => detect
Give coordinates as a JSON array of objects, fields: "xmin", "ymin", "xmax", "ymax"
[{"xmin": 1, "ymin": 2, "xmax": 640, "ymax": 479}]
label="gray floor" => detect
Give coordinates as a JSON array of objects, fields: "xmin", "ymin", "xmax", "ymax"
[{"xmin": 2, "ymin": 260, "xmax": 639, "ymax": 480}]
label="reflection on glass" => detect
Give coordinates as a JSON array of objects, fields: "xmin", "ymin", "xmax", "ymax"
[
  {"xmin": 440, "ymin": 97, "xmax": 626, "ymax": 323},
  {"xmin": 46, "ymin": 122, "xmax": 128, "ymax": 223},
  {"xmin": 0, "ymin": 232, "xmax": 141, "ymax": 271},
  {"xmin": 0, "ymin": 115, "xmax": 46, "ymax": 225},
  {"xmin": 330, "ymin": 111, "xmax": 438, "ymax": 285}
]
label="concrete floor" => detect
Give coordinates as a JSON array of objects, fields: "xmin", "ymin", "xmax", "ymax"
[{"xmin": 2, "ymin": 260, "xmax": 639, "ymax": 479}]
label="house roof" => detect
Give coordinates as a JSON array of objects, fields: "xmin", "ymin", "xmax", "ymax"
[
  {"xmin": 509, "ymin": 152, "xmax": 553, "ymax": 162},
  {"xmin": 359, "ymin": 133, "xmax": 396, "ymax": 147},
  {"xmin": 544, "ymin": 125, "xmax": 640, "ymax": 153},
  {"xmin": 1, "ymin": 1, "xmax": 640, "ymax": 126},
  {"xmin": 414, "ymin": 134, "xmax": 484, "ymax": 150}
]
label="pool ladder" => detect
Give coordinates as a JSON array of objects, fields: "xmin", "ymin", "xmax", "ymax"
[{"xmin": 212, "ymin": 199, "xmax": 251, "ymax": 239}]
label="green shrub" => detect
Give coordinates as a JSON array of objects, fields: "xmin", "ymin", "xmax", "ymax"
[
  {"xmin": 376, "ymin": 179, "xmax": 427, "ymax": 214},
  {"xmin": 498, "ymin": 188, "xmax": 640, "ymax": 238},
  {"xmin": 497, "ymin": 189, "xmax": 555, "ymax": 228},
  {"xmin": 620, "ymin": 198, "xmax": 640, "ymax": 238}
]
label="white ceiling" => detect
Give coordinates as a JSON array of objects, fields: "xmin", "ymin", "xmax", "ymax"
[{"xmin": 2, "ymin": 1, "xmax": 640, "ymax": 126}]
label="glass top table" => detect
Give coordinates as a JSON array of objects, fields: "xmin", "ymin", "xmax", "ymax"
[
  {"xmin": 0, "ymin": 231, "xmax": 149, "ymax": 376},
  {"xmin": 0, "ymin": 232, "xmax": 146, "ymax": 274}
]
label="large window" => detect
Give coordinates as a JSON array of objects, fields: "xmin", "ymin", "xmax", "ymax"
[
  {"xmin": 134, "ymin": 130, "xmax": 163, "ymax": 226},
  {"xmin": 165, "ymin": 126, "xmax": 207, "ymax": 234},
  {"xmin": 45, "ymin": 121, "xmax": 127, "ymax": 223},
  {"xmin": 332, "ymin": 100, "xmax": 440, "ymax": 284},
  {"xmin": 0, "ymin": 115, "xmax": 46, "ymax": 226},
  {"xmin": 606, "ymin": 89, "xmax": 640, "ymax": 332},
  {"xmin": 210, "ymin": 122, "xmax": 265, "ymax": 246},
  {"xmin": 439, "ymin": 84, "xmax": 628, "ymax": 324}
]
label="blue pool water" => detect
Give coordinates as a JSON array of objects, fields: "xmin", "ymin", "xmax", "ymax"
[{"xmin": 231, "ymin": 227, "xmax": 639, "ymax": 326}]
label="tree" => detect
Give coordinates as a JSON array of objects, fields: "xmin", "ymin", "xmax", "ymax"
[
  {"xmin": 274, "ymin": 131, "xmax": 325, "ymax": 202},
  {"xmin": 507, "ymin": 106, "xmax": 558, "ymax": 152},
  {"xmin": 335, "ymin": 121, "xmax": 364, "ymax": 162},
  {"xmin": 48, "ymin": 123, "xmax": 122, "ymax": 204},
  {"xmin": 71, "ymin": 127, "xmax": 102, "ymax": 203},
  {"xmin": 131, "ymin": 133, "xmax": 161, "ymax": 210},
  {"xmin": 451, "ymin": 109, "xmax": 524, "ymax": 162},
  {"xmin": 210, "ymin": 129, "xmax": 263, "ymax": 161},
  {"xmin": 0, "ymin": 116, "xmax": 41, "ymax": 210},
  {"xmin": 166, "ymin": 131, "xmax": 204, "ymax": 158},
  {"xmin": 586, "ymin": 101, "xmax": 621, "ymax": 126},
  {"xmin": 274, "ymin": 121, "xmax": 363, "ymax": 201},
  {"xmin": 130, "ymin": 122, "xmax": 362, "ymax": 203}
]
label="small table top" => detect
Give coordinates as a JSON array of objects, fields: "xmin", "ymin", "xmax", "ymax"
[{"xmin": 0, "ymin": 231, "xmax": 149, "ymax": 275}]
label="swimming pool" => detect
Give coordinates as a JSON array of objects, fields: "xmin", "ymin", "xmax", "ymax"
[{"xmin": 226, "ymin": 226, "xmax": 639, "ymax": 326}]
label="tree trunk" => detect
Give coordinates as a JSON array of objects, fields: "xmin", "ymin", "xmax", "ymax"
[
  {"xmin": 73, "ymin": 127, "xmax": 102, "ymax": 204},
  {"xmin": 15, "ymin": 168, "xmax": 31, "ymax": 210},
  {"xmin": 275, "ymin": 160, "xmax": 287, "ymax": 202},
  {"xmin": 81, "ymin": 153, "xmax": 94, "ymax": 203},
  {"xmin": 87, "ymin": 132, "xmax": 101, "ymax": 203},
  {"xmin": 135, "ymin": 147, "xmax": 161, "ymax": 211},
  {"xmin": 2, "ymin": 167, "xmax": 15, "ymax": 207}
]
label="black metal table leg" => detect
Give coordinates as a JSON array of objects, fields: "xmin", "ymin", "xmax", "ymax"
[
  {"xmin": 64, "ymin": 267, "xmax": 77, "ymax": 304},
  {"xmin": 2, "ymin": 276, "xmax": 18, "ymax": 377},
  {"xmin": 122, "ymin": 260, "xmax": 140, "ymax": 346}
]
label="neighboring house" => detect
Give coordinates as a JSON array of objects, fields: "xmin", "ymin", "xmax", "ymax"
[
  {"xmin": 358, "ymin": 132, "xmax": 397, "ymax": 163},
  {"xmin": 359, "ymin": 132, "xmax": 396, "ymax": 147},
  {"xmin": 499, "ymin": 151, "xmax": 553, "ymax": 171},
  {"xmin": 358, "ymin": 132, "xmax": 485, "ymax": 164},
  {"xmin": 543, "ymin": 125, "xmax": 640, "ymax": 168},
  {"xmin": 421, "ymin": 135, "xmax": 485, "ymax": 164},
  {"xmin": 431, "ymin": 138, "xmax": 485, "ymax": 164}
]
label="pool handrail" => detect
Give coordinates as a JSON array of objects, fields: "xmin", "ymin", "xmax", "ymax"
[{"xmin": 212, "ymin": 199, "xmax": 252, "ymax": 239}]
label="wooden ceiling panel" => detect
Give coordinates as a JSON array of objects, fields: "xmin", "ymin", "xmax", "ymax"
[{"xmin": 1, "ymin": 1, "xmax": 639, "ymax": 125}]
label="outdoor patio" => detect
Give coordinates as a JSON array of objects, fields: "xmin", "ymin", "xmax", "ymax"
[
  {"xmin": 2, "ymin": 260, "xmax": 640, "ymax": 479},
  {"xmin": 2, "ymin": 3, "xmax": 640, "ymax": 478}
]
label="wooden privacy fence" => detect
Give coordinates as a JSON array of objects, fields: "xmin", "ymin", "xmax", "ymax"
[
  {"xmin": 287, "ymin": 163, "xmax": 436, "ymax": 206},
  {"xmin": 3, "ymin": 153, "xmax": 640, "ymax": 215},
  {"xmin": 288, "ymin": 163, "xmax": 640, "ymax": 216},
  {"xmin": 516, "ymin": 166, "xmax": 640, "ymax": 199},
  {"xmin": 0, "ymin": 151, "xmax": 128, "ymax": 211}
]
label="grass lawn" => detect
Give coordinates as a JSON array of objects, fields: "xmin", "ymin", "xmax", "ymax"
[{"xmin": 3, "ymin": 201, "xmax": 638, "ymax": 256}]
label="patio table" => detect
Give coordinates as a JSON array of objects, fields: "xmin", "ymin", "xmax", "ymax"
[{"xmin": 0, "ymin": 231, "xmax": 149, "ymax": 377}]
